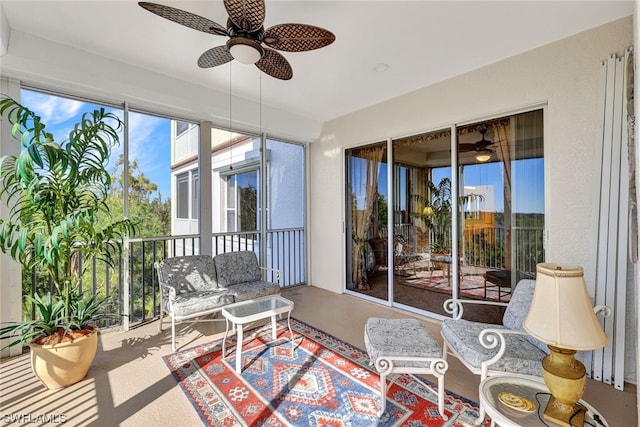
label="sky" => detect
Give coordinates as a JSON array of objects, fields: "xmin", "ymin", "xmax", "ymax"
[
  {"xmin": 20, "ymin": 89, "xmax": 172, "ymax": 201},
  {"xmin": 431, "ymin": 160, "xmax": 544, "ymax": 214}
]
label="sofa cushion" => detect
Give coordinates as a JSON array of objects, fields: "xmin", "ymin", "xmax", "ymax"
[
  {"xmin": 225, "ymin": 281, "xmax": 280, "ymax": 302},
  {"xmin": 156, "ymin": 255, "xmax": 218, "ymax": 293},
  {"xmin": 441, "ymin": 318, "xmax": 545, "ymax": 376},
  {"xmin": 214, "ymin": 251, "xmax": 262, "ymax": 287},
  {"xmin": 166, "ymin": 289, "xmax": 234, "ymax": 319}
]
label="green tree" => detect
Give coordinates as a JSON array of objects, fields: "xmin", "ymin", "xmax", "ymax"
[
  {"xmin": 99, "ymin": 155, "xmax": 171, "ymax": 319},
  {"xmin": 107, "ymin": 155, "xmax": 170, "ymax": 237},
  {"xmin": 239, "ymin": 184, "xmax": 257, "ymax": 231},
  {"xmin": 376, "ymin": 192, "xmax": 388, "ymax": 227}
]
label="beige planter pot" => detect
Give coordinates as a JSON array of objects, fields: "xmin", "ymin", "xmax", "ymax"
[{"xmin": 30, "ymin": 329, "xmax": 98, "ymax": 390}]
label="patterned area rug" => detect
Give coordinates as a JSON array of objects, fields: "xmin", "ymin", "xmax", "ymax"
[
  {"xmin": 164, "ymin": 318, "xmax": 490, "ymax": 426},
  {"xmin": 402, "ymin": 274, "xmax": 511, "ymax": 302}
]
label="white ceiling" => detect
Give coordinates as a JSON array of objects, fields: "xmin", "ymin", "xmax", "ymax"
[{"xmin": 0, "ymin": 1, "xmax": 633, "ymax": 124}]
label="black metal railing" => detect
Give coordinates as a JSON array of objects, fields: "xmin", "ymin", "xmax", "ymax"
[{"xmin": 29, "ymin": 228, "xmax": 306, "ymax": 327}]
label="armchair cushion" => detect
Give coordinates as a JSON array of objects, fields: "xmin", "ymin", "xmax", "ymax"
[
  {"xmin": 502, "ymin": 279, "xmax": 548, "ymax": 353},
  {"xmin": 502, "ymin": 279, "xmax": 535, "ymax": 329},
  {"xmin": 441, "ymin": 278, "xmax": 550, "ymax": 379},
  {"xmin": 441, "ymin": 319, "xmax": 546, "ymax": 376},
  {"xmin": 214, "ymin": 251, "xmax": 262, "ymax": 287}
]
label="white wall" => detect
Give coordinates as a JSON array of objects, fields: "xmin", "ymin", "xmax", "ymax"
[
  {"xmin": 309, "ymin": 17, "xmax": 633, "ymax": 296},
  {"xmin": 634, "ymin": 3, "xmax": 639, "ymax": 416},
  {"xmin": 0, "ymin": 78, "xmax": 22, "ymax": 357}
]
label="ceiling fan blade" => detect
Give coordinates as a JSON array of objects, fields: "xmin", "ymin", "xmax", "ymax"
[
  {"xmin": 458, "ymin": 144, "xmax": 477, "ymax": 152},
  {"xmin": 255, "ymin": 48, "xmax": 292, "ymax": 80},
  {"xmin": 198, "ymin": 46, "xmax": 234, "ymax": 68},
  {"xmin": 138, "ymin": 2, "xmax": 228, "ymax": 36},
  {"xmin": 263, "ymin": 24, "xmax": 336, "ymax": 52},
  {"xmin": 224, "ymin": 0, "xmax": 265, "ymax": 32}
]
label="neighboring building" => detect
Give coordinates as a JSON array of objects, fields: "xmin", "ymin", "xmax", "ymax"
[{"xmin": 170, "ymin": 121, "xmax": 306, "ymax": 286}]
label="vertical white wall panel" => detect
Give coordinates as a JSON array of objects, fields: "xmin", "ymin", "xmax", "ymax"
[
  {"xmin": 591, "ymin": 50, "xmax": 631, "ymax": 390},
  {"xmin": 0, "ymin": 78, "xmax": 22, "ymax": 357}
]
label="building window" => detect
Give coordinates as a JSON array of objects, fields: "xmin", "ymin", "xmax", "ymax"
[
  {"xmin": 191, "ymin": 171, "xmax": 199, "ymax": 220},
  {"xmin": 176, "ymin": 170, "xmax": 198, "ymax": 219},
  {"xmin": 226, "ymin": 170, "xmax": 258, "ymax": 232},
  {"xmin": 175, "ymin": 120, "xmax": 190, "ymax": 137}
]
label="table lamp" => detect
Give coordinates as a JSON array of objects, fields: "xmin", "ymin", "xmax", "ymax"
[{"xmin": 523, "ymin": 263, "xmax": 608, "ymax": 427}]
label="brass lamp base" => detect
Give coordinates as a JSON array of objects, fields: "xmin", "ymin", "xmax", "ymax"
[
  {"xmin": 542, "ymin": 345, "xmax": 588, "ymax": 427},
  {"xmin": 543, "ymin": 395, "xmax": 587, "ymax": 427}
]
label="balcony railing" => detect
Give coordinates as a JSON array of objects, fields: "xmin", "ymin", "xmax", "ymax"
[
  {"xmin": 28, "ymin": 224, "xmax": 542, "ymax": 327},
  {"xmin": 28, "ymin": 228, "xmax": 305, "ymax": 328},
  {"xmin": 383, "ymin": 223, "xmax": 544, "ymax": 276},
  {"xmin": 463, "ymin": 225, "xmax": 544, "ymax": 274}
]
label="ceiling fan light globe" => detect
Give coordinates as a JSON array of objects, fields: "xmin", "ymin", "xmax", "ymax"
[
  {"xmin": 475, "ymin": 153, "xmax": 492, "ymax": 162},
  {"xmin": 227, "ymin": 38, "xmax": 263, "ymax": 64}
]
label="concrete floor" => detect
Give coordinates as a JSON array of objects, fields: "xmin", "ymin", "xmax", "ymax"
[{"xmin": 1, "ymin": 285, "xmax": 636, "ymax": 426}]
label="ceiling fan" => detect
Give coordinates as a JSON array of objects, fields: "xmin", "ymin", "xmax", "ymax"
[
  {"xmin": 458, "ymin": 128, "xmax": 494, "ymax": 153},
  {"xmin": 138, "ymin": 0, "xmax": 336, "ymax": 80}
]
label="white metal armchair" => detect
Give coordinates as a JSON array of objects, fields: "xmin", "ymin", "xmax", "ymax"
[{"xmin": 441, "ymin": 279, "xmax": 549, "ymax": 423}]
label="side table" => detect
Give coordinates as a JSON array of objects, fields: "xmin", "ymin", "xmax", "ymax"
[
  {"xmin": 221, "ymin": 296, "xmax": 295, "ymax": 373},
  {"xmin": 479, "ymin": 375, "xmax": 607, "ymax": 427}
]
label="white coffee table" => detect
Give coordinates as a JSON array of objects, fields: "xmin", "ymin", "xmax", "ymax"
[
  {"xmin": 221, "ymin": 295, "xmax": 294, "ymax": 373},
  {"xmin": 479, "ymin": 375, "xmax": 606, "ymax": 427}
]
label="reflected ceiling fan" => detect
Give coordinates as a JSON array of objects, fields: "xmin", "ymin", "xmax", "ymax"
[
  {"xmin": 458, "ymin": 129, "xmax": 494, "ymax": 153},
  {"xmin": 138, "ymin": 0, "xmax": 335, "ymax": 80}
]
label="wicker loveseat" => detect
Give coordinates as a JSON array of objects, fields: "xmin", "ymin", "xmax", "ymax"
[{"xmin": 155, "ymin": 251, "xmax": 281, "ymax": 351}]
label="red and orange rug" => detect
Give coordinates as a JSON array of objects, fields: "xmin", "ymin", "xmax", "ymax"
[{"xmin": 164, "ymin": 318, "xmax": 490, "ymax": 426}]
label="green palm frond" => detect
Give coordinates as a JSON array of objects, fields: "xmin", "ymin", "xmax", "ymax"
[{"xmin": 0, "ymin": 97, "xmax": 136, "ymax": 346}]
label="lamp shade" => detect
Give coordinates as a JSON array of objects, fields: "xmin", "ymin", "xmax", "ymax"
[
  {"xmin": 523, "ymin": 263, "xmax": 608, "ymax": 351},
  {"xmin": 422, "ymin": 206, "xmax": 434, "ymax": 216}
]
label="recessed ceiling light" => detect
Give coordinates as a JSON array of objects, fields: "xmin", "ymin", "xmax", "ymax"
[{"xmin": 373, "ymin": 63, "xmax": 389, "ymax": 73}]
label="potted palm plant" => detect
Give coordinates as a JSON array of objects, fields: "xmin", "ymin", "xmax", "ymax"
[
  {"xmin": 412, "ymin": 177, "xmax": 453, "ymax": 255},
  {"xmin": 0, "ymin": 96, "xmax": 135, "ymax": 389}
]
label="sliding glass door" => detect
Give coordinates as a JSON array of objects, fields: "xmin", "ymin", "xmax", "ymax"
[
  {"xmin": 456, "ymin": 110, "xmax": 545, "ymax": 302},
  {"xmin": 345, "ymin": 142, "xmax": 388, "ymax": 300},
  {"xmin": 391, "ymin": 129, "xmax": 452, "ymax": 314},
  {"xmin": 345, "ymin": 109, "xmax": 544, "ymax": 318}
]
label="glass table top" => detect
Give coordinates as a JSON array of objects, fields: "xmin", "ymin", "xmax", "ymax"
[{"xmin": 223, "ymin": 296, "xmax": 293, "ymax": 321}]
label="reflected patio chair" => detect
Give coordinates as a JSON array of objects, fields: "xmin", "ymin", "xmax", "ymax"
[
  {"xmin": 393, "ymin": 234, "xmax": 422, "ymax": 276},
  {"xmin": 367, "ymin": 237, "xmax": 387, "ymax": 276}
]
